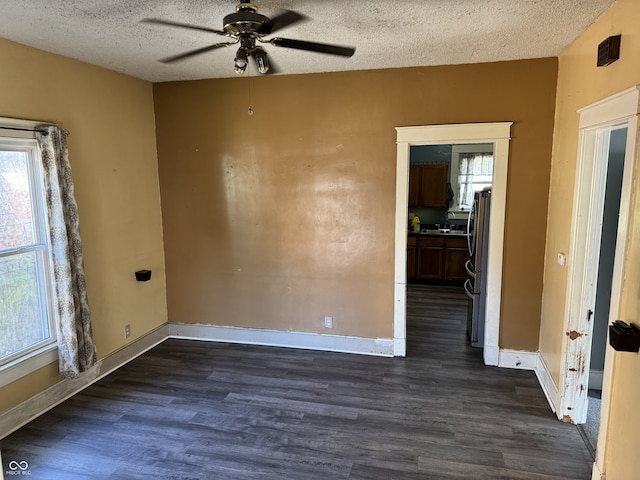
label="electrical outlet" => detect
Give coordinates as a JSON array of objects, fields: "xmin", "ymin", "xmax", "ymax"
[
  {"xmin": 324, "ymin": 316, "xmax": 333, "ymax": 329},
  {"xmin": 124, "ymin": 324, "xmax": 131, "ymax": 338}
]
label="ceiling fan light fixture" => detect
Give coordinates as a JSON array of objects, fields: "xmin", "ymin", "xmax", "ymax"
[
  {"xmin": 234, "ymin": 47, "xmax": 249, "ymax": 74},
  {"xmin": 252, "ymin": 47, "xmax": 269, "ymax": 74}
]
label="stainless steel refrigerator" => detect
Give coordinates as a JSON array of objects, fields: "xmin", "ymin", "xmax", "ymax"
[{"xmin": 464, "ymin": 188, "xmax": 491, "ymax": 348}]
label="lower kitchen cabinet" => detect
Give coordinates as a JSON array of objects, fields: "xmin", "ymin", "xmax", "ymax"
[
  {"xmin": 443, "ymin": 238, "xmax": 469, "ymax": 281},
  {"xmin": 417, "ymin": 237, "xmax": 444, "ymax": 279},
  {"xmin": 407, "ymin": 235, "xmax": 469, "ymax": 282},
  {"xmin": 407, "ymin": 236, "xmax": 417, "ymax": 279}
]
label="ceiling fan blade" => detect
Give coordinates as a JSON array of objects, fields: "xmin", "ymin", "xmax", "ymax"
[
  {"xmin": 269, "ymin": 38, "xmax": 355, "ymax": 57},
  {"xmin": 160, "ymin": 42, "xmax": 236, "ymax": 64},
  {"xmin": 258, "ymin": 10, "xmax": 306, "ymax": 35},
  {"xmin": 142, "ymin": 18, "xmax": 227, "ymax": 36}
]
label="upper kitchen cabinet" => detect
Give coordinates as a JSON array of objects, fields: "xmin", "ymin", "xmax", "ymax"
[{"xmin": 408, "ymin": 164, "xmax": 448, "ymax": 208}]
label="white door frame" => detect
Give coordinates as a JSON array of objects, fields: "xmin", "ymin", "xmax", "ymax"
[
  {"xmin": 393, "ymin": 122, "xmax": 512, "ymax": 365},
  {"xmin": 557, "ymin": 87, "xmax": 639, "ymax": 480}
]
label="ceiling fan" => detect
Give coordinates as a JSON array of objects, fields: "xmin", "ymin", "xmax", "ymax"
[{"xmin": 142, "ymin": 0, "xmax": 356, "ymax": 75}]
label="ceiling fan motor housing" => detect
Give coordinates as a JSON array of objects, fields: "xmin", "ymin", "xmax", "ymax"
[{"xmin": 223, "ymin": 3, "xmax": 268, "ymax": 36}]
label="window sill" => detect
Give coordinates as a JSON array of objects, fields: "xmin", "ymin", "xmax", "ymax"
[
  {"xmin": 0, "ymin": 345, "xmax": 58, "ymax": 389},
  {"xmin": 447, "ymin": 210, "xmax": 470, "ymax": 219}
]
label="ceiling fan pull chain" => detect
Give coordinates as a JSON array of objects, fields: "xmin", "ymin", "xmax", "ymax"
[{"xmin": 247, "ymin": 70, "xmax": 254, "ymax": 116}]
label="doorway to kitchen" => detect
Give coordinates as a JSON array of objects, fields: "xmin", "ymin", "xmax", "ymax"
[{"xmin": 393, "ymin": 123, "xmax": 512, "ymax": 365}]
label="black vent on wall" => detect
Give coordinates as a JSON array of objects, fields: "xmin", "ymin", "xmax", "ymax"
[{"xmin": 597, "ymin": 34, "xmax": 621, "ymax": 67}]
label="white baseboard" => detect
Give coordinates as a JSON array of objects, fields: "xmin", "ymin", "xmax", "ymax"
[
  {"xmin": 591, "ymin": 462, "xmax": 603, "ymax": 480},
  {"xmin": 0, "ymin": 324, "xmax": 168, "ymax": 440},
  {"xmin": 393, "ymin": 282, "xmax": 407, "ymax": 357},
  {"xmin": 168, "ymin": 323, "xmax": 395, "ymax": 357},
  {"xmin": 484, "ymin": 345, "xmax": 500, "ymax": 366},
  {"xmin": 498, "ymin": 349, "xmax": 538, "ymax": 370},
  {"xmin": 534, "ymin": 352, "xmax": 559, "ymax": 415},
  {"xmin": 393, "ymin": 337, "xmax": 406, "ymax": 357}
]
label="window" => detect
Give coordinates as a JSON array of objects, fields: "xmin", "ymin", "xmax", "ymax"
[
  {"xmin": 0, "ymin": 137, "xmax": 55, "ymax": 368},
  {"xmin": 457, "ymin": 152, "xmax": 493, "ymax": 209}
]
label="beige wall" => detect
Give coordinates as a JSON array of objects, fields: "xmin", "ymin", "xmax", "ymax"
[
  {"xmin": 154, "ymin": 58, "xmax": 557, "ymax": 350},
  {"xmin": 539, "ymin": 0, "xmax": 640, "ymax": 477},
  {"xmin": 0, "ymin": 39, "xmax": 167, "ymax": 412}
]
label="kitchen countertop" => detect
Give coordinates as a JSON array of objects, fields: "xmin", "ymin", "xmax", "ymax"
[{"xmin": 409, "ymin": 229, "xmax": 470, "ymax": 238}]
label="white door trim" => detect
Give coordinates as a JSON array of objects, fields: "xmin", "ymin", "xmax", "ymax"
[
  {"xmin": 394, "ymin": 122, "xmax": 512, "ymax": 365},
  {"xmin": 559, "ymin": 86, "xmax": 639, "ymax": 480}
]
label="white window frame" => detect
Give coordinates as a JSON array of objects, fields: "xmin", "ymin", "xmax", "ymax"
[
  {"xmin": 449, "ymin": 143, "xmax": 494, "ymax": 214},
  {"xmin": 0, "ymin": 118, "xmax": 58, "ymax": 388}
]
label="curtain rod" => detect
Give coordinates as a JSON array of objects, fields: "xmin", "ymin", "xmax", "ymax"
[{"xmin": 0, "ymin": 126, "xmax": 49, "ymax": 135}]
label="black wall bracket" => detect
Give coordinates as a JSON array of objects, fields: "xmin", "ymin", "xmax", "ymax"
[
  {"xmin": 135, "ymin": 270, "xmax": 152, "ymax": 282},
  {"xmin": 609, "ymin": 320, "xmax": 640, "ymax": 352}
]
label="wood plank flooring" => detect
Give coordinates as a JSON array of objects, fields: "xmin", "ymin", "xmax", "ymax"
[{"xmin": 1, "ymin": 284, "xmax": 593, "ymax": 479}]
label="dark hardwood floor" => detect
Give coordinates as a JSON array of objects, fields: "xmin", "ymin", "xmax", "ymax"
[{"xmin": 1, "ymin": 284, "xmax": 593, "ymax": 479}]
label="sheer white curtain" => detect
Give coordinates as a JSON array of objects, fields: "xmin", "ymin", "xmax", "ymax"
[
  {"xmin": 458, "ymin": 153, "xmax": 493, "ymax": 208},
  {"xmin": 35, "ymin": 125, "xmax": 96, "ymax": 378}
]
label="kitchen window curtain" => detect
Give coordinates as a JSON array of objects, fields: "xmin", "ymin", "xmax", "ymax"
[
  {"xmin": 458, "ymin": 153, "xmax": 493, "ymax": 208},
  {"xmin": 35, "ymin": 125, "xmax": 97, "ymax": 379}
]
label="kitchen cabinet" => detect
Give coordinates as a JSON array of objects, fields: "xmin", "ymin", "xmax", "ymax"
[
  {"xmin": 443, "ymin": 237, "xmax": 469, "ymax": 281},
  {"xmin": 417, "ymin": 237, "xmax": 444, "ymax": 279},
  {"xmin": 408, "ymin": 164, "xmax": 448, "ymax": 208},
  {"xmin": 408, "ymin": 165, "xmax": 422, "ymax": 208},
  {"xmin": 407, "ymin": 236, "xmax": 417, "ymax": 279},
  {"xmin": 407, "ymin": 235, "xmax": 469, "ymax": 282}
]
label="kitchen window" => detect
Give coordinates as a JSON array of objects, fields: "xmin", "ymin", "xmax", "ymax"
[
  {"xmin": 457, "ymin": 152, "xmax": 493, "ymax": 209},
  {"xmin": 0, "ymin": 132, "xmax": 57, "ymax": 381}
]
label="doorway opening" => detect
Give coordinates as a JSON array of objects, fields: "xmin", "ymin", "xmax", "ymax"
[
  {"xmin": 393, "ymin": 123, "xmax": 512, "ymax": 365},
  {"xmin": 559, "ymin": 86, "xmax": 639, "ymax": 479},
  {"xmin": 579, "ymin": 126, "xmax": 626, "ymax": 457}
]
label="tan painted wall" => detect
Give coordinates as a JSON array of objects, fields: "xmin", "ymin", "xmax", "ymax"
[
  {"xmin": 0, "ymin": 39, "xmax": 167, "ymax": 412},
  {"xmin": 540, "ymin": 0, "xmax": 640, "ymax": 474},
  {"xmin": 538, "ymin": 0, "xmax": 640, "ymax": 477},
  {"xmin": 154, "ymin": 58, "xmax": 557, "ymax": 350}
]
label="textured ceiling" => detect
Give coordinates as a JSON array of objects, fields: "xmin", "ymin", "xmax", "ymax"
[{"xmin": 0, "ymin": 0, "xmax": 615, "ymax": 82}]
